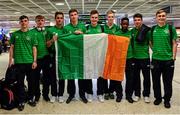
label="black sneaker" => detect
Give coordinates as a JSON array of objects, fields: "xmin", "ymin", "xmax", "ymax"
[
  {"xmin": 109, "ymin": 93, "xmax": 115, "ymax": 99},
  {"xmin": 154, "ymin": 99, "xmax": 162, "ymax": 105},
  {"xmin": 104, "ymin": 93, "xmax": 109, "ymax": 100},
  {"xmin": 66, "ymin": 96, "xmax": 74, "ymax": 104},
  {"xmin": 43, "ymin": 96, "xmax": 50, "ymax": 102},
  {"xmin": 116, "ymin": 97, "xmax": 122, "ymax": 103},
  {"xmin": 126, "ymin": 98, "xmax": 134, "ymax": 103},
  {"xmin": 18, "ymin": 103, "xmax": 25, "ymax": 111},
  {"xmin": 164, "ymin": 102, "xmax": 171, "ymax": 108},
  {"xmin": 80, "ymin": 96, "xmax": 88, "ymax": 104},
  {"xmin": 35, "ymin": 95, "xmax": 40, "ymax": 102},
  {"xmin": 28, "ymin": 100, "xmax": 36, "ymax": 107}
]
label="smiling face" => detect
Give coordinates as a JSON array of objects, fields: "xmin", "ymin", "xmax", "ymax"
[
  {"xmin": 121, "ymin": 19, "xmax": 129, "ymax": 30},
  {"xmin": 134, "ymin": 17, "xmax": 142, "ymax": 28},
  {"xmin": 90, "ymin": 13, "xmax": 99, "ymax": 26},
  {"xmin": 107, "ymin": 13, "xmax": 115, "ymax": 25},
  {"xmin": 156, "ymin": 11, "xmax": 166, "ymax": 25},
  {"xmin": 20, "ymin": 18, "xmax": 29, "ymax": 29}
]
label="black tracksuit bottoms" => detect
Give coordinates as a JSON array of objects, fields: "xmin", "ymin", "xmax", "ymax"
[
  {"xmin": 133, "ymin": 58, "xmax": 151, "ymax": 97},
  {"xmin": 15, "ymin": 64, "xmax": 36, "ymax": 104},
  {"xmin": 151, "ymin": 59, "xmax": 174, "ymax": 102}
]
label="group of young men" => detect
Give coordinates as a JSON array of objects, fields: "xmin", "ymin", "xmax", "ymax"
[{"xmin": 8, "ymin": 8, "xmax": 177, "ymax": 111}]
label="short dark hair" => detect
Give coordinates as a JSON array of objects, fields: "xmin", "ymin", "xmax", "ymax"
[
  {"xmin": 55, "ymin": 11, "xmax": 64, "ymax": 19},
  {"xmin": 90, "ymin": 10, "xmax": 99, "ymax": 16},
  {"xmin": 19, "ymin": 15, "xmax": 29, "ymax": 21},
  {"xmin": 121, "ymin": 17, "xmax": 129, "ymax": 23},
  {"xmin": 69, "ymin": 9, "xmax": 78, "ymax": 15},
  {"xmin": 133, "ymin": 13, "xmax": 143, "ymax": 20},
  {"xmin": 35, "ymin": 15, "xmax": 45, "ymax": 20}
]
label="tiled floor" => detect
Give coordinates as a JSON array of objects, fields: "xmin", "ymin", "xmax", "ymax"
[{"xmin": 0, "ymin": 51, "xmax": 180, "ymax": 114}]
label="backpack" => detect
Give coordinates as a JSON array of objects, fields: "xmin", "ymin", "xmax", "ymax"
[
  {"xmin": 0, "ymin": 79, "xmax": 18, "ymax": 110},
  {"xmin": 5, "ymin": 65, "xmax": 18, "ymax": 84},
  {"xmin": 86, "ymin": 25, "xmax": 104, "ymax": 32},
  {"xmin": 151, "ymin": 24, "xmax": 173, "ymax": 47}
]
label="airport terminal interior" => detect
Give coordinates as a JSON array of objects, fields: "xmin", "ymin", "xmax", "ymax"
[{"xmin": 0, "ymin": 0, "xmax": 180, "ymax": 114}]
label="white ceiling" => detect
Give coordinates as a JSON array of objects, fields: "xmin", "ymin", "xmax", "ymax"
[{"xmin": 0, "ymin": 0, "xmax": 180, "ymax": 21}]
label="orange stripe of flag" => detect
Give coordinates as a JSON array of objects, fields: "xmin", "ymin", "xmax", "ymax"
[{"xmin": 103, "ymin": 34, "xmax": 130, "ymax": 81}]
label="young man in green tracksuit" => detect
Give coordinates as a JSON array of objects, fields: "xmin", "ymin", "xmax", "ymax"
[
  {"xmin": 63, "ymin": 9, "xmax": 87, "ymax": 104},
  {"xmin": 9, "ymin": 15, "xmax": 37, "ymax": 111},
  {"xmin": 85, "ymin": 9, "xmax": 105, "ymax": 103},
  {"xmin": 31, "ymin": 15, "xmax": 51, "ymax": 103},
  {"xmin": 150, "ymin": 10, "xmax": 177, "ymax": 108},
  {"xmin": 103, "ymin": 10, "xmax": 120, "ymax": 102},
  {"xmin": 46, "ymin": 12, "xmax": 65, "ymax": 103},
  {"xmin": 131, "ymin": 13, "xmax": 151, "ymax": 103},
  {"xmin": 116, "ymin": 17, "xmax": 134, "ymax": 103}
]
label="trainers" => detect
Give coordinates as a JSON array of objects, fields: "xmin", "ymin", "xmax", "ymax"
[
  {"xmin": 35, "ymin": 95, "xmax": 40, "ymax": 102},
  {"xmin": 43, "ymin": 96, "xmax": 50, "ymax": 102},
  {"xmin": 154, "ymin": 99, "xmax": 162, "ymax": 105},
  {"xmin": 58, "ymin": 96, "xmax": 64, "ymax": 103},
  {"xmin": 126, "ymin": 97, "xmax": 134, "ymax": 103},
  {"xmin": 80, "ymin": 96, "xmax": 88, "ymax": 104},
  {"xmin": 144, "ymin": 97, "xmax": 150, "ymax": 103},
  {"xmin": 133, "ymin": 96, "xmax": 140, "ymax": 102},
  {"xmin": 66, "ymin": 96, "xmax": 74, "ymax": 104},
  {"xmin": 28, "ymin": 99, "xmax": 36, "ymax": 107},
  {"xmin": 87, "ymin": 94, "xmax": 93, "ymax": 102},
  {"xmin": 164, "ymin": 102, "xmax": 171, "ymax": 108},
  {"xmin": 116, "ymin": 97, "xmax": 122, "ymax": 103},
  {"xmin": 50, "ymin": 96, "xmax": 56, "ymax": 103},
  {"xmin": 109, "ymin": 93, "xmax": 114, "ymax": 99},
  {"xmin": 18, "ymin": 103, "xmax": 25, "ymax": 111},
  {"xmin": 104, "ymin": 93, "xmax": 109, "ymax": 100},
  {"xmin": 98, "ymin": 95, "xmax": 104, "ymax": 102}
]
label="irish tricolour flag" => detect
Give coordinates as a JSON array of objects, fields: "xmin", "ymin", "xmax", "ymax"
[{"xmin": 56, "ymin": 33, "xmax": 129, "ymax": 81}]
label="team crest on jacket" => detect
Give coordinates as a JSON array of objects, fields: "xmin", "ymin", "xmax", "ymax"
[
  {"xmin": 26, "ymin": 36, "xmax": 30, "ymax": 41},
  {"xmin": 164, "ymin": 29, "xmax": 169, "ymax": 34}
]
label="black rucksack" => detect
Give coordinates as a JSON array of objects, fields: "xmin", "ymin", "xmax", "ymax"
[
  {"xmin": 0, "ymin": 66, "xmax": 19, "ymax": 110},
  {"xmin": 5, "ymin": 65, "xmax": 18, "ymax": 84},
  {"xmin": 0, "ymin": 78, "xmax": 18, "ymax": 110}
]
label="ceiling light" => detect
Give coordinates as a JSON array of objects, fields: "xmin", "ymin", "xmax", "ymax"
[
  {"xmin": 136, "ymin": 0, "xmax": 146, "ymax": 1},
  {"xmin": 55, "ymin": 3, "xmax": 64, "ymax": 5},
  {"xmin": 113, "ymin": 10, "xmax": 117, "ymax": 13},
  {"xmin": 14, "ymin": 12, "xmax": 21, "ymax": 14}
]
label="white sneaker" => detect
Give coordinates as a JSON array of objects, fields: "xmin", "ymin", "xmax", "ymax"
[
  {"xmin": 87, "ymin": 94, "xmax": 93, "ymax": 102},
  {"xmin": 50, "ymin": 96, "xmax": 56, "ymax": 103},
  {"xmin": 98, "ymin": 95, "xmax": 104, "ymax": 102},
  {"xmin": 144, "ymin": 97, "xmax": 150, "ymax": 103},
  {"xmin": 58, "ymin": 96, "xmax": 64, "ymax": 103},
  {"xmin": 133, "ymin": 96, "xmax": 140, "ymax": 102}
]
